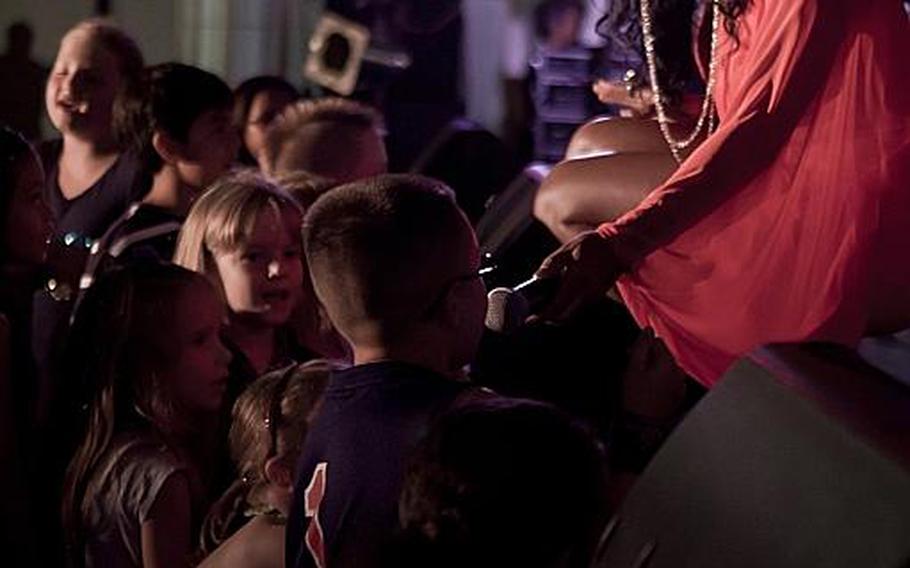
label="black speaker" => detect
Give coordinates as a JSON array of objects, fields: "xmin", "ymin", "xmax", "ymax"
[
  {"xmin": 594, "ymin": 343, "xmax": 910, "ymax": 568},
  {"xmin": 474, "ymin": 163, "xmax": 559, "ymax": 289},
  {"xmin": 410, "ymin": 118, "xmax": 517, "ymax": 224}
]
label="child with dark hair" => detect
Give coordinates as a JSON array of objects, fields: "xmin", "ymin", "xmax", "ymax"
[
  {"xmin": 397, "ymin": 399, "xmax": 609, "ymax": 568},
  {"xmin": 285, "ymin": 174, "xmax": 488, "ymax": 568},
  {"xmin": 62, "ymin": 264, "xmax": 231, "ymax": 568},
  {"xmin": 78, "ymin": 62, "xmax": 238, "ymax": 292},
  {"xmin": 232, "ymin": 75, "xmax": 299, "ymax": 167}
]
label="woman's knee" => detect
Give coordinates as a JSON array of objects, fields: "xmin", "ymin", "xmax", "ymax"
[{"xmin": 566, "ymin": 117, "xmax": 668, "ymax": 159}]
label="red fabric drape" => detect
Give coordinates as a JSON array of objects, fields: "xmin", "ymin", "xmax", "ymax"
[{"xmin": 599, "ymin": 0, "xmax": 910, "ymax": 385}]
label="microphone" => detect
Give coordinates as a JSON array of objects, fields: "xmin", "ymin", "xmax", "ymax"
[{"xmin": 485, "ymin": 276, "xmax": 559, "ymax": 334}]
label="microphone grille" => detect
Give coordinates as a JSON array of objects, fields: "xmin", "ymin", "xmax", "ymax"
[{"xmin": 485, "ymin": 287, "xmax": 528, "ymax": 334}]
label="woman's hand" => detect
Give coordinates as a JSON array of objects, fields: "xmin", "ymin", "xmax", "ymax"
[
  {"xmin": 592, "ymin": 79, "xmax": 655, "ymax": 117},
  {"xmin": 533, "ymin": 230, "xmax": 626, "ymax": 322}
]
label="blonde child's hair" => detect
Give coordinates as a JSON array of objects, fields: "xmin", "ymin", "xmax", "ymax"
[
  {"xmin": 66, "ymin": 18, "xmax": 144, "ymax": 79},
  {"xmin": 62, "ymin": 19, "xmax": 145, "ymax": 147},
  {"xmin": 230, "ymin": 359, "xmax": 332, "ymax": 503},
  {"xmin": 173, "ymin": 169, "xmax": 303, "ymax": 284},
  {"xmin": 199, "ymin": 360, "xmax": 333, "ymax": 553}
]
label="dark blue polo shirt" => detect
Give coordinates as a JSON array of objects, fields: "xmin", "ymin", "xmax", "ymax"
[{"xmin": 286, "ymin": 361, "xmax": 470, "ymax": 568}]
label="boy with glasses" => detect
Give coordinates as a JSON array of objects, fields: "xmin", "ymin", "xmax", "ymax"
[{"xmin": 286, "ymin": 174, "xmax": 488, "ymax": 568}]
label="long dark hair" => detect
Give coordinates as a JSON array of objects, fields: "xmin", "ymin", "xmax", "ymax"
[
  {"xmin": 61, "ymin": 264, "xmax": 210, "ymax": 563},
  {"xmin": 232, "ymin": 75, "xmax": 299, "ymax": 166},
  {"xmin": 597, "ymin": 0, "xmax": 753, "ymax": 102}
]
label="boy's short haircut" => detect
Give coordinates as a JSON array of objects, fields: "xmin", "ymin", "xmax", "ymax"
[
  {"xmin": 260, "ymin": 97, "xmax": 385, "ymax": 179},
  {"xmin": 303, "ymin": 174, "xmax": 466, "ymax": 340},
  {"xmin": 118, "ymin": 62, "xmax": 233, "ymax": 175}
]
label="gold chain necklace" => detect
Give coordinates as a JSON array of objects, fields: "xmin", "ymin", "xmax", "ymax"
[{"xmin": 640, "ymin": 0, "xmax": 721, "ymax": 163}]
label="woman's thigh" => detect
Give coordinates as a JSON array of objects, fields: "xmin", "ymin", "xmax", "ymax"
[{"xmin": 534, "ymin": 151, "xmax": 677, "ymax": 242}]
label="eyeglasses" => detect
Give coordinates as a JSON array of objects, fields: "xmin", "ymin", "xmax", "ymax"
[{"xmin": 422, "ymin": 265, "xmax": 493, "ymax": 320}]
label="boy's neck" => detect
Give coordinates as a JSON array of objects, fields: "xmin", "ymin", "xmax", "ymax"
[
  {"xmin": 142, "ymin": 166, "xmax": 196, "ymax": 216},
  {"xmin": 353, "ymin": 342, "xmax": 465, "ymax": 380},
  {"xmin": 263, "ymin": 484, "xmax": 292, "ymax": 517},
  {"xmin": 224, "ymin": 319, "xmax": 277, "ymax": 376}
]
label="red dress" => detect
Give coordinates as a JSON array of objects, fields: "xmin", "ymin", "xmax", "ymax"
[{"xmin": 599, "ymin": 0, "xmax": 910, "ymax": 386}]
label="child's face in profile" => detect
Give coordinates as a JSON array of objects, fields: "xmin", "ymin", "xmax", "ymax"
[
  {"xmin": 166, "ymin": 280, "xmax": 231, "ymax": 413},
  {"xmin": 175, "ymin": 107, "xmax": 239, "ymax": 190},
  {"xmin": 213, "ymin": 206, "xmax": 304, "ymax": 328},
  {"xmin": 442, "ymin": 219, "xmax": 487, "ymax": 371},
  {"xmin": 4, "ymin": 151, "xmax": 53, "ymax": 266},
  {"xmin": 244, "ymin": 88, "xmax": 296, "ymax": 163},
  {"xmin": 45, "ymin": 28, "xmax": 122, "ymax": 139}
]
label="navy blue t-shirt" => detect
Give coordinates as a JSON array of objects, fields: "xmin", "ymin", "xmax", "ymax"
[
  {"xmin": 39, "ymin": 139, "xmax": 148, "ymax": 243},
  {"xmin": 32, "ymin": 140, "xmax": 148, "ymax": 427},
  {"xmin": 286, "ymin": 361, "xmax": 471, "ymax": 568}
]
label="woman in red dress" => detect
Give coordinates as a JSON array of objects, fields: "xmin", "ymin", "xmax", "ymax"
[{"xmin": 537, "ymin": 0, "xmax": 910, "ymax": 386}]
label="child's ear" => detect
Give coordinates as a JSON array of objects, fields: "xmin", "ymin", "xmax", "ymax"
[
  {"xmin": 441, "ymin": 282, "xmax": 467, "ymax": 329},
  {"xmin": 151, "ymin": 130, "xmax": 184, "ymax": 165},
  {"xmin": 263, "ymin": 456, "xmax": 293, "ymax": 489}
]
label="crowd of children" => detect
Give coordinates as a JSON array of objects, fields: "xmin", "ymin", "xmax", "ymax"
[{"xmin": 0, "ymin": 17, "xmax": 675, "ymax": 568}]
